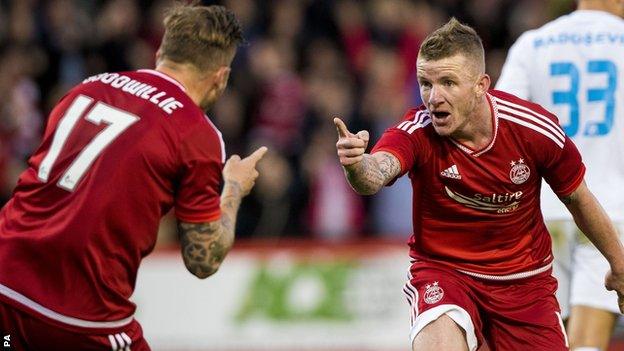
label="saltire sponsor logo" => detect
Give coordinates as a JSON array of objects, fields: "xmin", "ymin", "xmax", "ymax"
[
  {"xmin": 396, "ymin": 111, "xmax": 431, "ymax": 134},
  {"xmin": 493, "ymin": 96, "xmax": 565, "ymax": 148},
  {"xmin": 440, "ymin": 164, "xmax": 461, "ymax": 179},
  {"xmin": 444, "ymin": 186, "xmax": 522, "ymax": 214}
]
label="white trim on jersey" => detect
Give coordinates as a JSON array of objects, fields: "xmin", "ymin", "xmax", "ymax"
[
  {"xmin": 403, "ymin": 270, "xmax": 419, "ymax": 327},
  {"xmin": 204, "ymin": 115, "xmax": 226, "ymax": 164},
  {"xmin": 473, "ymin": 93, "xmax": 500, "ymax": 157},
  {"xmin": 396, "ymin": 110, "xmax": 431, "ymax": 134},
  {"xmin": 555, "ymin": 312, "xmax": 569, "ymax": 347},
  {"xmin": 137, "ymin": 69, "xmax": 187, "ymax": 92},
  {"xmin": 121, "ymin": 332, "xmax": 133, "ymax": 350},
  {"xmin": 409, "ymin": 304, "xmax": 478, "ymax": 351},
  {"xmin": 493, "ymin": 97, "xmax": 565, "ymax": 140},
  {"xmin": 456, "ymin": 261, "xmax": 553, "ymax": 281},
  {"xmin": 0, "ymin": 283, "xmax": 134, "ymax": 329},
  {"xmin": 498, "ymin": 114, "xmax": 564, "ymax": 148},
  {"xmin": 492, "ymin": 96, "xmax": 565, "ymax": 148},
  {"xmin": 109, "ymin": 332, "xmax": 132, "ymax": 351}
]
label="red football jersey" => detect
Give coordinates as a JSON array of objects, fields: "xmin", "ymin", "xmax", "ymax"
[
  {"xmin": 0, "ymin": 69, "xmax": 224, "ymax": 329},
  {"xmin": 372, "ymin": 90, "xmax": 585, "ymax": 279}
]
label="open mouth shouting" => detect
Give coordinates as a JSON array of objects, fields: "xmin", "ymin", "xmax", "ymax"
[{"xmin": 431, "ymin": 110, "xmax": 451, "ymax": 125}]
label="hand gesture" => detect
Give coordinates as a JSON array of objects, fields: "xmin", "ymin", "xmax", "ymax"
[
  {"xmin": 334, "ymin": 117, "xmax": 369, "ymax": 168},
  {"xmin": 605, "ymin": 269, "xmax": 624, "ymax": 313},
  {"xmin": 222, "ymin": 146, "xmax": 268, "ymax": 197}
]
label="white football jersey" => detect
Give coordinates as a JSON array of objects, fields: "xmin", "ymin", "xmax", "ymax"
[{"xmin": 497, "ymin": 10, "xmax": 624, "ymax": 221}]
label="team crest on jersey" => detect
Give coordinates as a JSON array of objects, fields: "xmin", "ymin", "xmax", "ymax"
[
  {"xmin": 509, "ymin": 158, "xmax": 530, "ymax": 184},
  {"xmin": 423, "ymin": 281, "xmax": 444, "ymax": 304}
]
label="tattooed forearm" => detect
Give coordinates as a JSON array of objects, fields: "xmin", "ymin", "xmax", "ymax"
[
  {"xmin": 178, "ymin": 221, "xmax": 225, "ymax": 278},
  {"xmin": 178, "ymin": 181, "xmax": 242, "ymax": 279},
  {"xmin": 344, "ymin": 152, "xmax": 401, "ymax": 195}
]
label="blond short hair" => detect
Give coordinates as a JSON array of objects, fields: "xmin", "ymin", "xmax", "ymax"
[
  {"xmin": 419, "ymin": 18, "xmax": 485, "ymax": 72},
  {"xmin": 159, "ymin": 2, "xmax": 244, "ymax": 71}
]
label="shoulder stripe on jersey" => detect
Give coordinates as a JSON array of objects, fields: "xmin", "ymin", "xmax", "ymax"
[
  {"xmin": 493, "ymin": 97, "xmax": 565, "ymax": 139},
  {"xmin": 499, "ymin": 114, "xmax": 564, "ymax": 148},
  {"xmin": 396, "ymin": 110, "xmax": 431, "ymax": 134},
  {"xmin": 497, "ymin": 106, "xmax": 565, "ymax": 143},
  {"xmin": 204, "ymin": 115, "xmax": 226, "ymax": 164}
]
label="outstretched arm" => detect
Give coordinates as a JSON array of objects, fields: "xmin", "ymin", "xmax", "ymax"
[
  {"xmin": 178, "ymin": 147, "xmax": 267, "ymax": 279},
  {"xmin": 343, "ymin": 152, "xmax": 401, "ymax": 195},
  {"xmin": 334, "ymin": 118, "xmax": 401, "ymax": 195},
  {"xmin": 561, "ymin": 181, "xmax": 624, "ymax": 312}
]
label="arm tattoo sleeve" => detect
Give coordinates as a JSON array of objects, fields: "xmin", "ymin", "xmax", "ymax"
[
  {"xmin": 177, "ymin": 181, "xmax": 241, "ymax": 278},
  {"xmin": 345, "ymin": 152, "xmax": 401, "ymax": 195},
  {"xmin": 178, "ymin": 221, "xmax": 225, "ymax": 278}
]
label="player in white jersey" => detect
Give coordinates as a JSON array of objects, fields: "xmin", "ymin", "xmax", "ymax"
[{"xmin": 497, "ymin": 1, "xmax": 624, "ymax": 350}]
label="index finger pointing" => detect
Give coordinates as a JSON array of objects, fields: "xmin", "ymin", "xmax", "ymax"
[
  {"xmin": 333, "ymin": 117, "xmax": 350, "ymax": 138},
  {"xmin": 248, "ymin": 146, "xmax": 268, "ymax": 162}
]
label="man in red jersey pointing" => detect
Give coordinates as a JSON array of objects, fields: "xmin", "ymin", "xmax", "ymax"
[
  {"xmin": 335, "ymin": 18, "xmax": 624, "ymax": 351},
  {"xmin": 0, "ymin": 3, "xmax": 265, "ymax": 350}
]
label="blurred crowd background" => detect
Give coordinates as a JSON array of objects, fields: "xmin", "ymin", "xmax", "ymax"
[{"xmin": 0, "ymin": 0, "xmax": 575, "ymax": 245}]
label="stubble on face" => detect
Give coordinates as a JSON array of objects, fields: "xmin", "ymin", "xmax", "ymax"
[{"xmin": 417, "ymin": 54, "xmax": 481, "ymax": 138}]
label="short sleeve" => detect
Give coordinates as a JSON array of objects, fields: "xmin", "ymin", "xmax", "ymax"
[
  {"xmin": 495, "ymin": 31, "xmax": 534, "ymax": 99},
  {"xmin": 541, "ymin": 136, "xmax": 585, "ymax": 197},
  {"xmin": 371, "ymin": 108, "xmax": 428, "ymax": 182},
  {"xmin": 174, "ymin": 122, "xmax": 224, "ymax": 223}
]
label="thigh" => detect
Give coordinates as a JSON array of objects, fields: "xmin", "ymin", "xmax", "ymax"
[
  {"xmin": 483, "ymin": 273, "xmax": 568, "ymax": 351},
  {"xmin": 567, "ymin": 305, "xmax": 617, "ymax": 350},
  {"xmin": 405, "ymin": 261, "xmax": 484, "ymax": 351},
  {"xmin": 0, "ymin": 300, "xmax": 150, "ymax": 351}
]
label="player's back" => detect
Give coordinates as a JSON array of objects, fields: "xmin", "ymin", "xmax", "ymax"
[
  {"xmin": 0, "ymin": 70, "xmax": 224, "ymax": 327},
  {"xmin": 497, "ymin": 10, "xmax": 624, "ymax": 221}
]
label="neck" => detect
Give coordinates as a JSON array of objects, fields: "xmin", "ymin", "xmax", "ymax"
[
  {"xmin": 578, "ymin": 0, "xmax": 619, "ymax": 14},
  {"xmin": 155, "ymin": 61, "xmax": 206, "ymax": 108},
  {"xmin": 452, "ymin": 95, "xmax": 493, "ymax": 149}
]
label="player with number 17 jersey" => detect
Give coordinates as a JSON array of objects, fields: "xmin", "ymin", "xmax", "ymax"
[
  {"xmin": 372, "ymin": 89, "xmax": 585, "ymax": 278},
  {"xmin": 0, "ymin": 69, "xmax": 225, "ymax": 328}
]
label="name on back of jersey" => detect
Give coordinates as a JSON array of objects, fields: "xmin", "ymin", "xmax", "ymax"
[{"xmin": 83, "ymin": 73, "xmax": 184, "ymax": 115}]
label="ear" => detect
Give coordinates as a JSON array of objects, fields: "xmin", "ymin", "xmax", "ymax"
[
  {"xmin": 474, "ymin": 73, "xmax": 491, "ymax": 97},
  {"xmin": 155, "ymin": 48, "xmax": 162, "ymax": 63},
  {"xmin": 216, "ymin": 66, "xmax": 231, "ymax": 89}
]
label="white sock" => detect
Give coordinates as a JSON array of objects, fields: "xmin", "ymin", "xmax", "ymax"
[{"xmin": 572, "ymin": 347, "xmax": 601, "ymax": 351}]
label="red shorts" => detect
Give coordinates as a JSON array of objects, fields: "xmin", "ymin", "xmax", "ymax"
[
  {"xmin": 0, "ymin": 300, "xmax": 150, "ymax": 351},
  {"xmin": 403, "ymin": 260, "xmax": 568, "ymax": 351}
]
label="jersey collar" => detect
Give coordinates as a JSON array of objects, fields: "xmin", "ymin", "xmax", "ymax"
[{"xmin": 137, "ymin": 69, "xmax": 187, "ymax": 92}]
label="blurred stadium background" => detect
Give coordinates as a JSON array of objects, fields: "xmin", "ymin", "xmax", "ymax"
[{"xmin": 0, "ymin": 0, "xmax": 623, "ymax": 350}]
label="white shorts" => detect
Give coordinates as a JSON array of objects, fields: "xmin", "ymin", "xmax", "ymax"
[{"xmin": 548, "ymin": 220, "xmax": 623, "ymax": 317}]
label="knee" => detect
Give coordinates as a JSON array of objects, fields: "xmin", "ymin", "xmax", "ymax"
[{"xmin": 412, "ymin": 314, "xmax": 469, "ymax": 351}]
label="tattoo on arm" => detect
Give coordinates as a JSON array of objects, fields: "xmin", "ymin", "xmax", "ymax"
[
  {"xmin": 560, "ymin": 192, "xmax": 578, "ymax": 205},
  {"xmin": 178, "ymin": 181, "xmax": 242, "ymax": 278},
  {"xmin": 346, "ymin": 153, "xmax": 401, "ymax": 195},
  {"xmin": 178, "ymin": 221, "xmax": 224, "ymax": 278}
]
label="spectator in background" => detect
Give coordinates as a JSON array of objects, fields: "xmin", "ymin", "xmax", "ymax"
[{"xmin": 0, "ymin": 0, "xmax": 570, "ymax": 243}]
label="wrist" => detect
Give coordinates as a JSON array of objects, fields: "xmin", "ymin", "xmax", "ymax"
[{"xmin": 222, "ymin": 180, "xmax": 243, "ymax": 204}]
